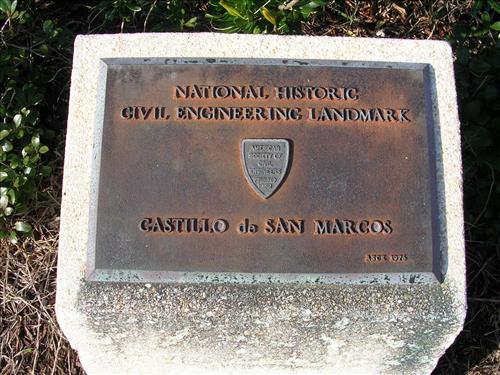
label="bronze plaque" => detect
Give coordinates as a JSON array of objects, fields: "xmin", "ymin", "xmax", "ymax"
[{"xmin": 87, "ymin": 58, "xmax": 440, "ymax": 283}]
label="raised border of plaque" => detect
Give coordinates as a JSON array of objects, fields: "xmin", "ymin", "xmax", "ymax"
[{"xmin": 86, "ymin": 57, "xmax": 441, "ymax": 284}]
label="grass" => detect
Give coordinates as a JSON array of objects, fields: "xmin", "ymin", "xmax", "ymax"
[{"xmin": 0, "ymin": 1, "xmax": 499, "ymax": 374}]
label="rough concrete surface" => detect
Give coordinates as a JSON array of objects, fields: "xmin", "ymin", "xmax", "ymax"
[{"xmin": 56, "ymin": 33, "xmax": 465, "ymax": 375}]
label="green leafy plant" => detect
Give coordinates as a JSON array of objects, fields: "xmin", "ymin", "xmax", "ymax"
[
  {"xmin": 451, "ymin": 0, "xmax": 500, "ymax": 48},
  {"xmin": 92, "ymin": 0, "xmax": 200, "ymax": 32},
  {"xmin": 206, "ymin": 0, "xmax": 327, "ymax": 34},
  {"xmin": 0, "ymin": 0, "xmax": 71, "ymax": 242}
]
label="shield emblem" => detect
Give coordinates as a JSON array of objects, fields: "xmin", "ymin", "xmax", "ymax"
[{"xmin": 241, "ymin": 139, "xmax": 290, "ymax": 199}]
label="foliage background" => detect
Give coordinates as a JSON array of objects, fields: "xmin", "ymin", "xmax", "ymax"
[{"xmin": 0, "ymin": 0, "xmax": 499, "ymax": 374}]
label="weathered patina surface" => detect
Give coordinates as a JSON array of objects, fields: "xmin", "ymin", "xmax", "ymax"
[{"xmin": 88, "ymin": 59, "xmax": 439, "ymax": 281}]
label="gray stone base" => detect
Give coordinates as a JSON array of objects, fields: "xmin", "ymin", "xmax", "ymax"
[{"xmin": 72, "ymin": 282, "xmax": 463, "ymax": 374}]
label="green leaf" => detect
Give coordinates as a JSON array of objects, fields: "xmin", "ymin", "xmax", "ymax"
[
  {"xmin": 0, "ymin": 130, "xmax": 9, "ymax": 140},
  {"xmin": 31, "ymin": 135, "xmax": 40, "ymax": 147},
  {"xmin": 473, "ymin": 27, "xmax": 490, "ymax": 37},
  {"xmin": 490, "ymin": 21, "xmax": 500, "ymax": 31},
  {"xmin": 184, "ymin": 17, "xmax": 197, "ymax": 28},
  {"xmin": 219, "ymin": 1, "xmax": 244, "ymax": 19},
  {"xmin": 4, "ymin": 206, "xmax": 13, "ymax": 216},
  {"xmin": 9, "ymin": 156, "xmax": 19, "ymax": 168},
  {"xmin": 0, "ymin": 171, "xmax": 7, "ymax": 182},
  {"xmin": 22, "ymin": 146, "xmax": 32, "ymax": 158},
  {"xmin": 9, "ymin": 231, "xmax": 18, "ymax": 244},
  {"xmin": 472, "ymin": 0, "xmax": 484, "ymax": 12},
  {"xmin": 126, "ymin": 4, "xmax": 141, "ymax": 12},
  {"xmin": 39, "ymin": 145, "xmax": 49, "ymax": 154},
  {"xmin": 14, "ymin": 221, "xmax": 31, "ymax": 233},
  {"xmin": 40, "ymin": 165, "xmax": 52, "ymax": 176},
  {"xmin": 0, "ymin": 195, "xmax": 8, "ymax": 209},
  {"xmin": 261, "ymin": 7, "xmax": 276, "ymax": 26},
  {"xmin": 7, "ymin": 189, "xmax": 15, "ymax": 204},
  {"xmin": 13, "ymin": 175, "xmax": 27, "ymax": 187},
  {"xmin": 40, "ymin": 44, "xmax": 50, "ymax": 55},
  {"xmin": 32, "ymin": 93, "xmax": 43, "ymax": 106},
  {"xmin": 13, "ymin": 113, "xmax": 22, "ymax": 127},
  {"xmin": 43, "ymin": 19, "xmax": 54, "ymax": 34},
  {"xmin": 2, "ymin": 141, "xmax": 13, "ymax": 152},
  {"xmin": 0, "ymin": 0, "xmax": 12, "ymax": 14},
  {"xmin": 302, "ymin": 0, "xmax": 328, "ymax": 10},
  {"xmin": 490, "ymin": 0, "xmax": 500, "ymax": 13}
]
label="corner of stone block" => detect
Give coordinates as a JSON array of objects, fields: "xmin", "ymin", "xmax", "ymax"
[
  {"xmin": 74, "ymin": 34, "xmax": 88, "ymax": 50},
  {"xmin": 432, "ymin": 39, "xmax": 454, "ymax": 62}
]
